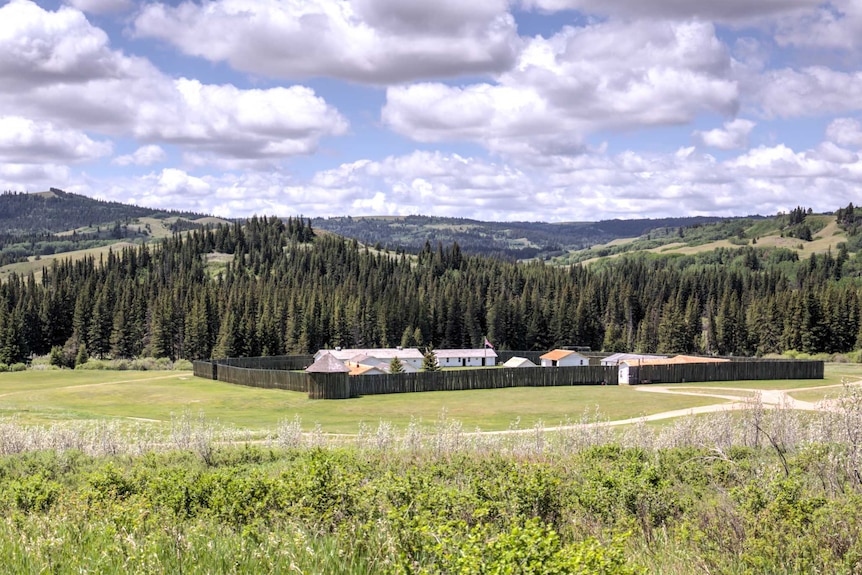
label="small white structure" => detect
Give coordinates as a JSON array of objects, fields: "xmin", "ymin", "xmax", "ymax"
[
  {"xmin": 434, "ymin": 348, "xmax": 498, "ymax": 368},
  {"xmin": 600, "ymin": 353, "xmax": 668, "ymax": 367},
  {"xmin": 540, "ymin": 349, "xmax": 589, "ymax": 367},
  {"xmin": 314, "ymin": 347, "xmax": 424, "ymax": 370},
  {"xmin": 503, "ymin": 356, "xmax": 537, "ymax": 368}
]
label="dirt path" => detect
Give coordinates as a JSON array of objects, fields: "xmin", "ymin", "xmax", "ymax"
[{"xmin": 478, "ymin": 380, "xmax": 861, "ymax": 436}]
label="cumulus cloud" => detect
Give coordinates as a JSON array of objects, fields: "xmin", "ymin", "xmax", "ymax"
[
  {"xmin": 113, "ymin": 145, "xmax": 167, "ymax": 166},
  {"xmin": 132, "ymin": 0, "xmax": 520, "ymax": 84},
  {"xmin": 0, "ymin": 1, "xmax": 348, "ymax": 167},
  {"xmin": 520, "ymin": 0, "xmax": 821, "ymax": 22},
  {"xmin": 751, "ymin": 67, "xmax": 862, "ymax": 118},
  {"xmin": 49, "ymin": 137, "xmax": 862, "ymax": 221},
  {"xmin": 64, "ymin": 0, "xmax": 133, "ymax": 15},
  {"xmin": 694, "ymin": 119, "xmax": 756, "ymax": 150},
  {"xmin": 0, "ymin": 116, "xmax": 112, "ymax": 163},
  {"xmin": 826, "ymin": 118, "xmax": 862, "ymax": 148},
  {"xmin": 383, "ymin": 20, "xmax": 737, "ymax": 160},
  {"xmin": 0, "ymin": 163, "xmax": 71, "ymax": 192},
  {"xmin": 0, "ymin": 0, "xmax": 122, "ymax": 90},
  {"xmin": 775, "ymin": 0, "xmax": 862, "ymax": 50}
]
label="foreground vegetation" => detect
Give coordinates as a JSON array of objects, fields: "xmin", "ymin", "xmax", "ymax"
[{"xmin": 3, "ymin": 383, "xmax": 862, "ymax": 574}]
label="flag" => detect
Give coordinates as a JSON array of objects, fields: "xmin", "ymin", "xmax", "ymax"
[{"xmin": 484, "ymin": 337, "xmax": 494, "ymax": 349}]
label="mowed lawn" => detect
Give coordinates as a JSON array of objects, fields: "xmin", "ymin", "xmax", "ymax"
[{"xmin": 1, "ymin": 364, "xmax": 858, "ymax": 434}]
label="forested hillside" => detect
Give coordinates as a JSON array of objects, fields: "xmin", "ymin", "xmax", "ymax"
[
  {"xmin": 0, "ymin": 189, "xmax": 207, "ymax": 234},
  {"xmin": 0, "ymin": 211, "xmax": 860, "ymax": 366},
  {"xmin": 312, "ymin": 214, "xmax": 729, "ymax": 259}
]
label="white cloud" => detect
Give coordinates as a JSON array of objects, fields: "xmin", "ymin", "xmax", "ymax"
[
  {"xmin": 751, "ymin": 67, "xmax": 862, "ymax": 118},
  {"xmin": 132, "ymin": 0, "xmax": 520, "ymax": 84},
  {"xmin": 113, "ymin": 145, "xmax": 167, "ymax": 166},
  {"xmin": 0, "ymin": 116, "xmax": 112, "ymax": 163},
  {"xmin": 0, "ymin": 163, "xmax": 71, "ymax": 191},
  {"xmin": 775, "ymin": 0, "xmax": 862, "ymax": 50},
  {"xmin": 49, "ymin": 136, "xmax": 862, "ymax": 221},
  {"xmin": 521, "ymin": 0, "xmax": 821, "ymax": 22},
  {"xmin": 694, "ymin": 119, "xmax": 756, "ymax": 150},
  {"xmin": 0, "ymin": 1, "xmax": 348, "ymax": 167},
  {"xmin": 64, "ymin": 0, "xmax": 133, "ymax": 15},
  {"xmin": 0, "ymin": 0, "xmax": 121, "ymax": 90},
  {"xmin": 826, "ymin": 118, "xmax": 862, "ymax": 148},
  {"xmin": 383, "ymin": 20, "xmax": 737, "ymax": 160}
]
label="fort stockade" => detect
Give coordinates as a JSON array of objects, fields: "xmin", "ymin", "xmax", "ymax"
[{"xmin": 193, "ymin": 355, "xmax": 824, "ymax": 400}]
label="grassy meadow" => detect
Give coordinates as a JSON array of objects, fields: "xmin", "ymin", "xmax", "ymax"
[{"xmin": 1, "ymin": 363, "xmax": 859, "ymax": 434}]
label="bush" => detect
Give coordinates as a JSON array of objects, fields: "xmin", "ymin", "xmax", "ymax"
[
  {"xmin": 129, "ymin": 357, "xmax": 160, "ymax": 371},
  {"xmin": 112, "ymin": 359, "xmax": 131, "ymax": 370},
  {"xmin": 0, "ymin": 363, "xmax": 7, "ymax": 373},
  {"xmin": 8, "ymin": 363, "xmax": 27, "ymax": 372},
  {"xmin": 75, "ymin": 359, "xmax": 111, "ymax": 370},
  {"xmin": 173, "ymin": 359, "xmax": 193, "ymax": 371}
]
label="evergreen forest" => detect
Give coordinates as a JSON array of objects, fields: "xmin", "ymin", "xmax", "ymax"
[{"xmin": 1, "ymin": 207, "xmax": 861, "ymax": 366}]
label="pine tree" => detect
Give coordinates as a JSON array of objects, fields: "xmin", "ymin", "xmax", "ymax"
[
  {"xmin": 422, "ymin": 347, "xmax": 440, "ymax": 371},
  {"xmin": 389, "ymin": 356, "xmax": 405, "ymax": 374}
]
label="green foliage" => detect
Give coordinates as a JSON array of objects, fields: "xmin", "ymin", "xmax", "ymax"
[
  {"xmin": 389, "ymin": 356, "xmax": 405, "ymax": 374},
  {"xmin": 2, "ymin": 443, "xmax": 862, "ymax": 573},
  {"xmin": 422, "ymin": 347, "xmax": 440, "ymax": 371},
  {"xmin": 1, "ymin": 205, "xmax": 861, "ymax": 366}
]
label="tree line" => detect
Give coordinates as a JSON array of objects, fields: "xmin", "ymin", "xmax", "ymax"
[{"xmin": 0, "ymin": 214, "xmax": 860, "ymax": 365}]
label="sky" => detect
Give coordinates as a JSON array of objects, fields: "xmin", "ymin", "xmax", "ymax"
[{"xmin": 1, "ymin": 0, "xmax": 861, "ymax": 222}]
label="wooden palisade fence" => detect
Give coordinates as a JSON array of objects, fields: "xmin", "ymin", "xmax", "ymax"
[
  {"xmin": 193, "ymin": 356, "xmax": 824, "ymax": 399},
  {"xmin": 629, "ymin": 360, "xmax": 824, "ymax": 385}
]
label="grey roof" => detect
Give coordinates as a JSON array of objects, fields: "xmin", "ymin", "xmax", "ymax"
[
  {"xmin": 305, "ymin": 353, "xmax": 351, "ymax": 373},
  {"xmin": 601, "ymin": 353, "xmax": 668, "ymax": 365},
  {"xmin": 434, "ymin": 348, "xmax": 499, "ymax": 359},
  {"xmin": 316, "ymin": 348, "xmax": 424, "ymax": 361}
]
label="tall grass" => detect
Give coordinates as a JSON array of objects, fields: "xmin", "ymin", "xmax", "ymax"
[{"xmin": 2, "ymin": 383, "xmax": 862, "ymax": 574}]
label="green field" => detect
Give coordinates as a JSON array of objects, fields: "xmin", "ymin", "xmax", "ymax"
[{"xmin": 2, "ymin": 364, "xmax": 859, "ymax": 433}]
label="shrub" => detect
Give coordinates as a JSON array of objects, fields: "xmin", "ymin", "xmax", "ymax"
[
  {"xmin": 75, "ymin": 359, "xmax": 111, "ymax": 370},
  {"xmin": 173, "ymin": 359, "xmax": 193, "ymax": 371},
  {"xmin": 8, "ymin": 363, "xmax": 27, "ymax": 372}
]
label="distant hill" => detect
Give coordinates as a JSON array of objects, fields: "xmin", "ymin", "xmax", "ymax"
[
  {"xmin": 312, "ymin": 214, "xmax": 735, "ymax": 260},
  {"xmin": 0, "ymin": 188, "xmax": 209, "ymax": 234},
  {"xmin": 556, "ymin": 211, "xmax": 846, "ymax": 266}
]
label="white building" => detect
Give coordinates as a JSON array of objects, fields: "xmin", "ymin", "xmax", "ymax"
[
  {"xmin": 502, "ymin": 356, "xmax": 537, "ymax": 368},
  {"xmin": 313, "ymin": 347, "xmax": 424, "ymax": 370},
  {"xmin": 540, "ymin": 349, "xmax": 589, "ymax": 367},
  {"xmin": 434, "ymin": 349, "xmax": 498, "ymax": 368}
]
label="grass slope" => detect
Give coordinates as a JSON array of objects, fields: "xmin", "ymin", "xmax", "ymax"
[{"xmin": 565, "ymin": 213, "xmax": 847, "ymax": 266}]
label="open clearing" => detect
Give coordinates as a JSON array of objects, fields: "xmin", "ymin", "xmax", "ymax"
[{"xmin": 1, "ymin": 363, "xmax": 858, "ymax": 434}]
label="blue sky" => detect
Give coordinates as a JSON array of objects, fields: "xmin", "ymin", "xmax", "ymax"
[{"xmin": 1, "ymin": 0, "xmax": 861, "ymax": 222}]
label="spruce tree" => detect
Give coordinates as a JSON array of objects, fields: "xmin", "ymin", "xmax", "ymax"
[
  {"xmin": 389, "ymin": 356, "xmax": 405, "ymax": 374},
  {"xmin": 422, "ymin": 348, "xmax": 440, "ymax": 371}
]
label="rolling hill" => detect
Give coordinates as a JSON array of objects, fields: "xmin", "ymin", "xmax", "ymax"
[
  {"xmin": 0, "ymin": 188, "xmax": 210, "ymax": 234},
  {"xmin": 311, "ymin": 214, "xmax": 733, "ymax": 260},
  {"xmin": 0, "ymin": 190, "xmax": 227, "ymax": 280}
]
